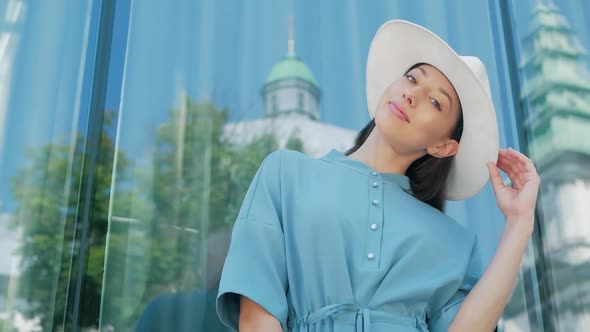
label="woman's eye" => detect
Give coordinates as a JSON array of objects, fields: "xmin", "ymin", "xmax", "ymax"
[
  {"xmin": 405, "ymin": 74, "xmax": 416, "ymax": 84},
  {"xmin": 431, "ymin": 98, "xmax": 442, "ymax": 111}
]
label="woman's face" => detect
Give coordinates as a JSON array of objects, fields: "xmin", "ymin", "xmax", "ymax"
[{"xmin": 374, "ymin": 64, "xmax": 462, "ymax": 159}]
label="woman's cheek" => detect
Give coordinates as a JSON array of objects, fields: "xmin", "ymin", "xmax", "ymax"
[
  {"xmin": 417, "ymin": 115, "xmax": 443, "ymax": 135},
  {"xmin": 411, "ymin": 123, "xmax": 437, "ymax": 145}
]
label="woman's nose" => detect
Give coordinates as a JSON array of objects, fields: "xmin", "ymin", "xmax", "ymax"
[
  {"xmin": 403, "ymin": 92, "xmax": 414, "ymax": 107},
  {"xmin": 403, "ymin": 86, "xmax": 424, "ymax": 107}
]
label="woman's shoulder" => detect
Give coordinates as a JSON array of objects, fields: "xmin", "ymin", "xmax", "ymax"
[
  {"xmin": 263, "ymin": 148, "xmax": 306, "ymax": 161},
  {"xmin": 258, "ymin": 149, "xmax": 315, "ymax": 181},
  {"xmin": 275, "ymin": 148, "xmax": 313, "ymax": 161},
  {"xmin": 420, "ymin": 205, "xmax": 476, "ymax": 254},
  {"xmin": 267, "ymin": 149, "xmax": 323, "ymax": 170},
  {"xmin": 257, "ymin": 149, "xmax": 308, "ymax": 169},
  {"xmin": 402, "ymin": 196, "xmax": 475, "ymax": 242}
]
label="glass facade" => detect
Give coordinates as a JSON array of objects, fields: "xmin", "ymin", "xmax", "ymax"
[
  {"xmin": 504, "ymin": 1, "xmax": 590, "ymax": 331},
  {"xmin": 0, "ymin": 0, "xmax": 588, "ymax": 331}
]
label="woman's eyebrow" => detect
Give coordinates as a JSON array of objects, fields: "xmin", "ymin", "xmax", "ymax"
[
  {"xmin": 438, "ymin": 88, "xmax": 453, "ymax": 111},
  {"xmin": 416, "ymin": 67, "xmax": 453, "ymax": 111}
]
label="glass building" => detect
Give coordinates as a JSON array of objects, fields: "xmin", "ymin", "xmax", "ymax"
[{"xmin": 0, "ymin": 0, "xmax": 588, "ymax": 331}]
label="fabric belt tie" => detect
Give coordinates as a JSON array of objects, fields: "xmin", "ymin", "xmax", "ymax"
[{"xmin": 289, "ymin": 303, "xmax": 429, "ymax": 332}]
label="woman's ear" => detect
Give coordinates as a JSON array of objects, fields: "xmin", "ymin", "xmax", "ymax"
[{"xmin": 426, "ymin": 139, "xmax": 459, "ymax": 158}]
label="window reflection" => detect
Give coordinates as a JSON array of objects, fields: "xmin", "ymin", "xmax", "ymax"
[
  {"xmin": 0, "ymin": 1, "xmax": 96, "ymax": 331},
  {"xmin": 506, "ymin": 1, "xmax": 590, "ymax": 331},
  {"xmin": 4, "ymin": 0, "xmax": 587, "ymax": 331}
]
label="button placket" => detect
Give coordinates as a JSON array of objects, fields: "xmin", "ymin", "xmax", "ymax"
[{"xmin": 364, "ymin": 172, "xmax": 383, "ymax": 270}]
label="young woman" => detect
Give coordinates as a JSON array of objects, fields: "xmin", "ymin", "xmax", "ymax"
[{"xmin": 216, "ymin": 20, "xmax": 540, "ymax": 332}]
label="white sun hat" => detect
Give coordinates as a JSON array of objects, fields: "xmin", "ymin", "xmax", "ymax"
[{"xmin": 366, "ymin": 20, "xmax": 499, "ymax": 200}]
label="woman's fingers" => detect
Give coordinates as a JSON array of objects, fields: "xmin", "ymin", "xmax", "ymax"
[
  {"xmin": 507, "ymin": 147, "xmax": 538, "ymax": 174},
  {"xmin": 497, "ymin": 150, "xmax": 519, "ymax": 180},
  {"xmin": 501, "ymin": 149, "xmax": 526, "ymax": 174},
  {"xmin": 489, "ymin": 148, "xmax": 541, "ymax": 220},
  {"xmin": 487, "ymin": 161, "xmax": 505, "ymax": 193},
  {"xmin": 506, "ymin": 148, "xmax": 540, "ymax": 184},
  {"xmin": 497, "ymin": 148, "xmax": 540, "ymax": 189},
  {"xmin": 497, "ymin": 154, "xmax": 516, "ymax": 177}
]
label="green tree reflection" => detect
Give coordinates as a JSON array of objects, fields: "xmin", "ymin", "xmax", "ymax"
[
  {"xmin": 8, "ymin": 96, "xmax": 304, "ymax": 331},
  {"xmin": 7, "ymin": 109, "xmax": 129, "ymax": 331},
  {"xmin": 107, "ymin": 96, "xmax": 304, "ymax": 330}
]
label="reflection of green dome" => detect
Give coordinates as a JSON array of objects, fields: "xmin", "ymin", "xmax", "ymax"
[{"xmin": 265, "ymin": 50, "xmax": 318, "ymax": 86}]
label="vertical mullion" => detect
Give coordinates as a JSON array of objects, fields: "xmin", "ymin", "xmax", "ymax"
[{"xmin": 62, "ymin": 0, "xmax": 116, "ymax": 331}]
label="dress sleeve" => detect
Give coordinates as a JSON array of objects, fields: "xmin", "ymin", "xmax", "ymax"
[
  {"xmin": 427, "ymin": 233, "xmax": 498, "ymax": 332},
  {"xmin": 216, "ymin": 150, "xmax": 289, "ymax": 331}
]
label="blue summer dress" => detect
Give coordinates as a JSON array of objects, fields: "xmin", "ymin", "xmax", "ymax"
[{"xmin": 216, "ymin": 148, "xmax": 483, "ymax": 332}]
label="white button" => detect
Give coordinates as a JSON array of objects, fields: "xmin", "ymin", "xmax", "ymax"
[
  {"xmin": 370, "ymin": 224, "xmax": 377, "ymax": 230},
  {"xmin": 372, "ymin": 182, "xmax": 379, "ymax": 188},
  {"xmin": 371, "ymin": 171, "xmax": 378, "ymax": 176},
  {"xmin": 367, "ymin": 253, "xmax": 375, "ymax": 260},
  {"xmin": 372, "ymin": 199, "xmax": 379, "ymax": 206}
]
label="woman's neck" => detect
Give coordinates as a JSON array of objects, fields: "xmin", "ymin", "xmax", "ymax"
[{"xmin": 347, "ymin": 129, "xmax": 418, "ymax": 175}]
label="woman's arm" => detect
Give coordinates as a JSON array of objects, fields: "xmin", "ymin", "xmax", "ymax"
[
  {"xmin": 239, "ymin": 295, "xmax": 284, "ymax": 332},
  {"xmin": 449, "ymin": 217, "xmax": 532, "ymax": 331},
  {"xmin": 449, "ymin": 148, "xmax": 540, "ymax": 332}
]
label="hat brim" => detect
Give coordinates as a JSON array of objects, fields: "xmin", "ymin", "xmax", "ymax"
[{"xmin": 366, "ymin": 20, "xmax": 499, "ymax": 200}]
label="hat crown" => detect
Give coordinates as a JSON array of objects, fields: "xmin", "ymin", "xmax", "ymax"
[{"xmin": 459, "ymin": 56, "xmax": 492, "ymax": 98}]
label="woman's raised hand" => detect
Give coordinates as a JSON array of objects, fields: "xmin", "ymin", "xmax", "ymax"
[{"xmin": 487, "ymin": 147, "xmax": 541, "ymax": 229}]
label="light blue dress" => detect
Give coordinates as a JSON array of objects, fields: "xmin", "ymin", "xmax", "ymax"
[{"xmin": 216, "ymin": 148, "xmax": 483, "ymax": 332}]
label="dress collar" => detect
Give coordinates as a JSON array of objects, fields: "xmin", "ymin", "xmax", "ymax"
[{"xmin": 321, "ymin": 148, "xmax": 413, "ymax": 192}]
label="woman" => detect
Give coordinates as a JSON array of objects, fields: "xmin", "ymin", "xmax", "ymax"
[{"xmin": 216, "ymin": 20, "xmax": 540, "ymax": 332}]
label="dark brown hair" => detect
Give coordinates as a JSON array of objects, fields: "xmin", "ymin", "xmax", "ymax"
[{"xmin": 344, "ymin": 63, "xmax": 463, "ymax": 212}]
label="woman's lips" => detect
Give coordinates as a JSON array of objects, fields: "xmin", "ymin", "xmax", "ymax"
[{"xmin": 388, "ymin": 101, "xmax": 409, "ymax": 123}]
